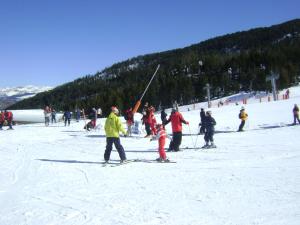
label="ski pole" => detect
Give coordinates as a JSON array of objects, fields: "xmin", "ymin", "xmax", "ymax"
[{"xmin": 188, "ymin": 124, "xmax": 195, "ymax": 148}]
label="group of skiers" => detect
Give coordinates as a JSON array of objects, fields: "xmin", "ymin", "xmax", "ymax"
[{"xmin": 0, "ymin": 110, "xmax": 13, "ymax": 130}]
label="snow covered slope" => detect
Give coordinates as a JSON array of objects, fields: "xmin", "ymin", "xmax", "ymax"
[{"xmin": 0, "ymin": 87, "xmax": 300, "ymax": 225}]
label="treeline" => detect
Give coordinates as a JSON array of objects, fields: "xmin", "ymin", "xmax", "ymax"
[{"xmin": 8, "ymin": 19, "xmax": 300, "ymax": 116}]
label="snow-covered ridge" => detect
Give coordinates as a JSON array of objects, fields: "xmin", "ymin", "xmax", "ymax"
[
  {"xmin": 0, "ymin": 85, "xmax": 53, "ymax": 109},
  {"xmin": 0, "ymin": 85, "xmax": 52, "ymax": 97}
]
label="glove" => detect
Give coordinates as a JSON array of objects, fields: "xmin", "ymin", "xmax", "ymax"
[
  {"xmin": 198, "ymin": 123, "xmax": 201, "ymax": 126},
  {"xmin": 123, "ymin": 134, "xmax": 128, "ymax": 137},
  {"xmin": 186, "ymin": 121, "xmax": 189, "ymax": 125}
]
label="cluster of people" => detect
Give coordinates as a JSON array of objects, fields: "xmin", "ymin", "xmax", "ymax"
[
  {"xmin": 0, "ymin": 110, "xmax": 13, "ymax": 130},
  {"xmin": 43, "ymin": 106, "xmax": 57, "ymax": 126}
]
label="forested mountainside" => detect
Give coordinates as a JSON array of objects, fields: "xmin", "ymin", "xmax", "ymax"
[{"xmin": 8, "ymin": 19, "xmax": 300, "ymax": 115}]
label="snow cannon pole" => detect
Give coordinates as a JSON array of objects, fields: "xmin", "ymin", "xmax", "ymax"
[{"xmin": 132, "ymin": 64, "xmax": 160, "ymax": 114}]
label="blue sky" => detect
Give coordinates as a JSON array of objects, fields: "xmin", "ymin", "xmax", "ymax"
[{"xmin": 0, "ymin": 0, "xmax": 299, "ymax": 88}]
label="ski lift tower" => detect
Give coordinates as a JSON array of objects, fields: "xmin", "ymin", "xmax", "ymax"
[
  {"xmin": 203, "ymin": 83, "xmax": 212, "ymax": 108},
  {"xmin": 266, "ymin": 71, "xmax": 280, "ymax": 101}
]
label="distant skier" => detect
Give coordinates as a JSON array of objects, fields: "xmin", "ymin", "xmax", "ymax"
[
  {"xmin": 124, "ymin": 107, "xmax": 134, "ymax": 136},
  {"xmin": 4, "ymin": 110, "xmax": 13, "ymax": 130},
  {"xmin": 44, "ymin": 106, "xmax": 51, "ymax": 126},
  {"xmin": 160, "ymin": 108, "xmax": 167, "ymax": 125},
  {"xmin": 0, "ymin": 110, "xmax": 5, "ymax": 130},
  {"xmin": 199, "ymin": 108, "xmax": 206, "ymax": 134},
  {"xmin": 285, "ymin": 89, "xmax": 290, "ymax": 99},
  {"xmin": 202, "ymin": 111, "xmax": 216, "ymax": 148},
  {"xmin": 148, "ymin": 106, "xmax": 157, "ymax": 136},
  {"xmin": 293, "ymin": 104, "xmax": 300, "ymax": 125},
  {"xmin": 75, "ymin": 108, "xmax": 81, "ymax": 122},
  {"xmin": 51, "ymin": 109, "xmax": 57, "ymax": 123},
  {"xmin": 90, "ymin": 108, "xmax": 97, "ymax": 128},
  {"xmin": 63, "ymin": 110, "xmax": 72, "ymax": 126},
  {"xmin": 238, "ymin": 107, "xmax": 248, "ymax": 132},
  {"xmin": 104, "ymin": 106, "xmax": 127, "ymax": 163},
  {"xmin": 151, "ymin": 124, "xmax": 170, "ymax": 162},
  {"xmin": 164, "ymin": 108, "xmax": 189, "ymax": 152}
]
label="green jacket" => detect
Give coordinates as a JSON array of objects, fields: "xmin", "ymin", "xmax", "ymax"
[{"xmin": 105, "ymin": 112, "xmax": 126, "ymax": 137}]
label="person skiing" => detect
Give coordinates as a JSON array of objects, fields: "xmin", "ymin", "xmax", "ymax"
[
  {"xmin": 164, "ymin": 108, "xmax": 189, "ymax": 152},
  {"xmin": 0, "ymin": 110, "xmax": 5, "ymax": 130},
  {"xmin": 51, "ymin": 109, "xmax": 57, "ymax": 123},
  {"xmin": 44, "ymin": 106, "xmax": 51, "ymax": 126},
  {"xmin": 4, "ymin": 110, "xmax": 13, "ymax": 129},
  {"xmin": 63, "ymin": 110, "xmax": 72, "ymax": 126},
  {"xmin": 148, "ymin": 106, "xmax": 157, "ymax": 136},
  {"xmin": 160, "ymin": 108, "xmax": 168, "ymax": 125},
  {"xmin": 75, "ymin": 108, "xmax": 81, "ymax": 122},
  {"xmin": 151, "ymin": 124, "xmax": 170, "ymax": 162},
  {"xmin": 124, "ymin": 107, "xmax": 134, "ymax": 136},
  {"xmin": 202, "ymin": 110, "xmax": 216, "ymax": 148},
  {"xmin": 292, "ymin": 104, "xmax": 300, "ymax": 125},
  {"xmin": 199, "ymin": 108, "xmax": 206, "ymax": 134},
  {"xmin": 104, "ymin": 106, "xmax": 127, "ymax": 163},
  {"xmin": 238, "ymin": 107, "xmax": 248, "ymax": 132},
  {"xmin": 90, "ymin": 108, "xmax": 97, "ymax": 128},
  {"xmin": 142, "ymin": 105, "xmax": 152, "ymax": 137}
]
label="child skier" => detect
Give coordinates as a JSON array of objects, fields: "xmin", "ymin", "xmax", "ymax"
[{"xmin": 151, "ymin": 124, "xmax": 170, "ymax": 162}]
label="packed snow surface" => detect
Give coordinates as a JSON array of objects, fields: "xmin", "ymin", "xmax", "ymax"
[{"xmin": 1, "ymin": 87, "xmax": 300, "ymax": 225}]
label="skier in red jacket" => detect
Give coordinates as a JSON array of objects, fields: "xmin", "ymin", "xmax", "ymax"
[
  {"xmin": 0, "ymin": 110, "xmax": 5, "ymax": 130},
  {"xmin": 151, "ymin": 124, "xmax": 169, "ymax": 162},
  {"xmin": 4, "ymin": 110, "xmax": 13, "ymax": 129},
  {"xmin": 164, "ymin": 108, "xmax": 189, "ymax": 151}
]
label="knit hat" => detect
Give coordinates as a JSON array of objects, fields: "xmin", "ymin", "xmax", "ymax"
[{"xmin": 111, "ymin": 106, "xmax": 119, "ymax": 114}]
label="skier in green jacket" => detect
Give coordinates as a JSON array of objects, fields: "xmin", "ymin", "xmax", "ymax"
[{"xmin": 104, "ymin": 106, "xmax": 127, "ymax": 162}]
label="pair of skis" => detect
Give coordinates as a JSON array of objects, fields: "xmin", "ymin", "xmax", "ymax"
[{"xmin": 102, "ymin": 158, "xmax": 176, "ymax": 167}]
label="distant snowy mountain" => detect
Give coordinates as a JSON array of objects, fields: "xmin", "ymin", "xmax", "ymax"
[{"xmin": 0, "ymin": 85, "xmax": 52, "ymax": 109}]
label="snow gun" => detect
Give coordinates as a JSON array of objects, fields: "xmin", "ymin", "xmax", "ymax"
[{"xmin": 132, "ymin": 64, "xmax": 160, "ymax": 114}]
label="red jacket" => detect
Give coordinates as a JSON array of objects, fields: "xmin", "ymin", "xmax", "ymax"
[
  {"xmin": 5, "ymin": 111, "xmax": 13, "ymax": 121},
  {"xmin": 166, "ymin": 111, "xmax": 188, "ymax": 132}
]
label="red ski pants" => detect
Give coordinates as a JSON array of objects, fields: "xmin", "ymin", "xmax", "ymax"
[{"xmin": 158, "ymin": 138, "xmax": 167, "ymax": 160}]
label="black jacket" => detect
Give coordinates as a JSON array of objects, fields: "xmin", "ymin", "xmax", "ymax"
[
  {"xmin": 200, "ymin": 110, "xmax": 206, "ymax": 122},
  {"xmin": 203, "ymin": 116, "xmax": 216, "ymax": 132}
]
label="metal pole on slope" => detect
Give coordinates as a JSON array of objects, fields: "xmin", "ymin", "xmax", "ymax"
[
  {"xmin": 132, "ymin": 64, "xmax": 160, "ymax": 114},
  {"xmin": 203, "ymin": 83, "xmax": 211, "ymax": 108},
  {"xmin": 266, "ymin": 71, "xmax": 280, "ymax": 101}
]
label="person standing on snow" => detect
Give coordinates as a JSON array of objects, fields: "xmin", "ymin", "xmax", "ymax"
[
  {"xmin": 0, "ymin": 110, "xmax": 5, "ymax": 130},
  {"xmin": 199, "ymin": 108, "xmax": 206, "ymax": 134},
  {"xmin": 160, "ymin": 108, "xmax": 168, "ymax": 125},
  {"xmin": 151, "ymin": 124, "xmax": 170, "ymax": 162},
  {"xmin": 147, "ymin": 106, "xmax": 157, "ymax": 136},
  {"xmin": 238, "ymin": 107, "xmax": 248, "ymax": 132},
  {"xmin": 63, "ymin": 109, "xmax": 72, "ymax": 126},
  {"xmin": 104, "ymin": 106, "xmax": 127, "ymax": 163},
  {"xmin": 202, "ymin": 111, "xmax": 216, "ymax": 148},
  {"xmin": 51, "ymin": 109, "xmax": 57, "ymax": 123},
  {"xmin": 4, "ymin": 110, "xmax": 13, "ymax": 130},
  {"xmin": 44, "ymin": 106, "xmax": 51, "ymax": 126},
  {"xmin": 164, "ymin": 108, "xmax": 189, "ymax": 152},
  {"xmin": 124, "ymin": 107, "xmax": 134, "ymax": 136},
  {"xmin": 293, "ymin": 104, "xmax": 300, "ymax": 125}
]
